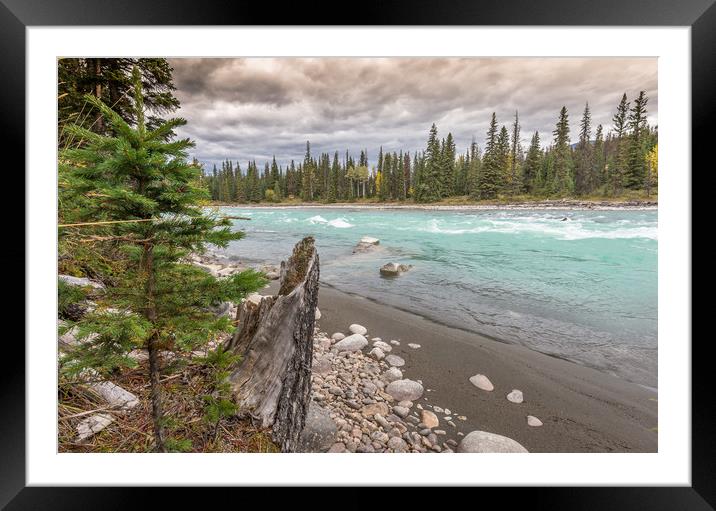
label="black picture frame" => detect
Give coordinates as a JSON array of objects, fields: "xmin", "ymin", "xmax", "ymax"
[{"xmin": 5, "ymin": 0, "xmax": 706, "ymax": 507}]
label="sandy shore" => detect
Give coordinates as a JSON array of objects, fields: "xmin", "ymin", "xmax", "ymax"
[{"xmin": 307, "ymin": 283, "xmax": 658, "ymax": 453}]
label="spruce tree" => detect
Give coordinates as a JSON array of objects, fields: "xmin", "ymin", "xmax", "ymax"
[
  {"xmin": 624, "ymin": 91, "xmax": 649, "ymax": 189},
  {"xmin": 509, "ymin": 111, "xmax": 522, "ymax": 195},
  {"xmin": 552, "ymin": 106, "xmax": 573, "ymax": 195},
  {"xmin": 59, "ymin": 67, "xmax": 266, "ymax": 452},
  {"xmin": 574, "ymin": 102, "xmax": 593, "ymax": 194},
  {"xmin": 522, "ymin": 131, "xmax": 542, "ymax": 194},
  {"xmin": 476, "ymin": 113, "xmax": 502, "ymax": 199},
  {"xmin": 611, "ymin": 93, "xmax": 630, "ymax": 194}
]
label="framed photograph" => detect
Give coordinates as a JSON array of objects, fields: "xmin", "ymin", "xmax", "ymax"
[{"xmin": 8, "ymin": 0, "xmax": 707, "ymax": 506}]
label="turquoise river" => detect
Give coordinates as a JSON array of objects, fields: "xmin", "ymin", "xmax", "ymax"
[{"xmin": 216, "ymin": 207, "xmax": 658, "ymax": 388}]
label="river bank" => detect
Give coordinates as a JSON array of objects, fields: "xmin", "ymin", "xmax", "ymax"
[{"xmin": 209, "ymin": 199, "xmax": 657, "ymax": 211}]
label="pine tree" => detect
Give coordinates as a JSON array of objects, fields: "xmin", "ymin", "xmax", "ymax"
[
  {"xmin": 552, "ymin": 106, "xmax": 573, "ymax": 195},
  {"xmin": 522, "ymin": 131, "xmax": 542, "ymax": 194},
  {"xmin": 475, "ymin": 113, "xmax": 502, "ymax": 199},
  {"xmin": 59, "ymin": 67, "xmax": 265, "ymax": 452},
  {"xmin": 593, "ymin": 124, "xmax": 606, "ymax": 191},
  {"xmin": 497, "ymin": 125, "xmax": 511, "ymax": 194},
  {"xmin": 624, "ymin": 91, "xmax": 649, "ymax": 189},
  {"xmin": 611, "ymin": 93, "xmax": 630, "ymax": 194},
  {"xmin": 509, "ymin": 111, "xmax": 522, "ymax": 195},
  {"xmin": 574, "ymin": 102, "xmax": 593, "ymax": 194},
  {"xmin": 415, "ymin": 124, "xmax": 442, "ymax": 202}
]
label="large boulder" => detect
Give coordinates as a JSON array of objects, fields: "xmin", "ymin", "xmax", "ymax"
[
  {"xmin": 296, "ymin": 402, "xmax": 338, "ymax": 452},
  {"xmin": 457, "ymin": 431, "xmax": 529, "ymax": 453},
  {"xmin": 386, "ymin": 379, "xmax": 424, "ymax": 401},
  {"xmin": 379, "ymin": 262, "xmax": 413, "ymax": 277}
]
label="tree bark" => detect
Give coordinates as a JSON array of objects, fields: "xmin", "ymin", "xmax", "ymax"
[
  {"xmin": 225, "ymin": 237, "xmax": 319, "ymax": 452},
  {"xmin": 142, "ymin": 243, "xmax": 166, "ymax": 453}
]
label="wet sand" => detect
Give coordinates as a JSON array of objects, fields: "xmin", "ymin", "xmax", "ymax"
[{"xmin": 309, "ymin": 284, "xmax": 658, "ymax": 453}]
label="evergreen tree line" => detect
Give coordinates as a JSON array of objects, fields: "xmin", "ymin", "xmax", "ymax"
[{"xmin": 205, "ymin": 91, "xmax": 657, "ymax": 203}]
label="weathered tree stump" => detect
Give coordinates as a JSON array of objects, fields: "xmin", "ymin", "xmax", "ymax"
[{"xmin": 225, "ymin": 236, "xmax": 319, "ymax": 452}]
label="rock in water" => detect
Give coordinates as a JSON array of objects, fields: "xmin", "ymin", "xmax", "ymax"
[
  {"xmin": 333, "ymin": 333, "xmax": 368, "ymax": 352},
  {"xmin": 379, "ymin": 262, "xmax": 413, "ymax": 277},
  {"xmin": 386, "ymin": 379, "xmax": 424, "ymax": 401},
  {"xmin": 349, "ymin": 324, "xmax": 368, "ymax": 335},
  {"xmin": 353, "ymin": 237, "xmax": 380, "ymax": 254},
  {"xmin": 421, "ymin": 410, "xmax": 439, "ymax": 429},
  {"xmin": 506, "ymin": 389, "xmax": 524, "ymax": 403},
  {"xmin": 385, "ymin": 354, "xmax": 405, "ymax": 367},
  {"xmin": 469, "ymin": 374, "xmax": 494, "ymax": 391},
  {"xmin": 527, "ymin": 415, "xmax": 543, "ymax": 427},
  {"xmin": 457, "ymin": 431, "xmax": 529, "ymax": 453},
  {"xmin": 296, "ymin": 402, "xmax": 338, "ymax": 452}
]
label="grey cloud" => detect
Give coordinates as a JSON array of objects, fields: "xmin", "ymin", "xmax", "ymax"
[{"xmin": 167, "ymin": 57, "xmax": 657, "ymax": 170}]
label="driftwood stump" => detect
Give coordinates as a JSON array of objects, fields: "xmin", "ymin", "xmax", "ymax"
[{"xmin": 225, "ymin": 237, "xmax": 319, "ymax": 452}]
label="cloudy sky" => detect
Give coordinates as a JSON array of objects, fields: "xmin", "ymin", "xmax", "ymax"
[{"xmin": 168, "ymin": 58, "xmax": 657, "ymax": 171}]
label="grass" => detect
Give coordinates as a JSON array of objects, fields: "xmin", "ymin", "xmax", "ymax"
[{"xmin": 58, "ymin": 346, "xmax": 280, "ymax": 453}]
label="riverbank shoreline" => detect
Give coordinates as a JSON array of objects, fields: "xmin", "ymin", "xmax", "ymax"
[
  {"xmin": 208, "ymin": 199, "xmax": 658, "ymax": 211},
  {"xmin": 310, "ymin": 283, "xmax": 658, "ymax": 452}
]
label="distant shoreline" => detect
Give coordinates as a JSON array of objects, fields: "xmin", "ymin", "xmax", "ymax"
[{"xmin": 208, "ymin": 199, "xmax": 658, "ymax": 211}]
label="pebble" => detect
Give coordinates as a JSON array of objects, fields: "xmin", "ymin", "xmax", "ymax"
[
  {"xmin": 382, "ymin": 367, "xmax": 403, "ymax": 383},
  {"xmin": 386, "ymin": 379, "xmax": 424, "ymax": 401},
  {"xmin": 407, "ymin": 343, "xmax": 421, "ymax": 349},
  {"xmin": 444, "ymin": 408, "xmax": 451, "ymax": 415},
  {"xmin": 390, "ymin": 340, "xmax": 400, "ymax": 346},
  {"xmin": 444, "ymin": 416, "xmax": 452, "ymax": 421},
  {"xmin": 368, "ymin": 347, "xmax": 385, "ymax": 360},
  {"xmin": 392, "ymin": 406, "xmax": 410, "ymax": 418},
  {"xmin": 349, "ymin": 324, "xmax": 368, "ymax": 335},
  {"xmin": 457, "ymin": 416, "xmax": 467, "ymax": 421},
  {"xmin": 398, "ymin": 400, "xmax": 413, "ymax": 408},
  {"xmin": 433, "ymin": 406, "xmax": 444, "ymax": 413},
  {"xmin": 387, "ymin": 436, "xmax": 408, "ymax": 452},
  {"xmin": 331, "ymin": 332, "xmax": 345, "ymax": 341},
  {"xmin": 372, "ymin": 340, "xmax": 393, "ymax": 352},
  {"xmin": 469, "ymin": 374, "xmax": 494, "ymax": 391},
  {"xmin": 420, "ymin": 410, "xmax": 439, "ymax": 429},
  {"xmin": 507, "ymin": 389, "xmax": 524, "ymax": 404},
  {"xmin": 527, "ymin": 415, "xmax": 543, "ymax": 427},
  {"xmin": 385, "ymin": 354, "xmax": 406, "ymax": 367}
]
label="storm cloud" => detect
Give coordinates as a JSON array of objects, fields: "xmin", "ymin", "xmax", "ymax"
[{"xmin": 168, "ymin": 57, "xmax": 657, "ymax": 170}]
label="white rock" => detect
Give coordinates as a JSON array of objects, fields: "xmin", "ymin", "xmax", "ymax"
[
  {"xmin": 372, "ymin": 340, "xmax": 392, "ymax": 352},
  {"xmin": 382, "ymin": 367, "xmax": 403, "ymax": 382},
  {"xmin": 469, "ymin": 374, "xmax": 494, "ymax": 391},
  {"xmin": 349, "ymin": 324, "xmax": 368, "ymax": 335},
  {"xmin": 386, "ymin": 379, "xmax": 424, "ymax": 401},
  {"xmin": 315, "ymin": 307, "xmax": 322, "ymax": 320},
  {"xmin": 407, "ymin": 343, "xmax": 421, "ymax": 349},
  {"xmin": 360, "ymin": 236, "xmax": 380, "ymax": 245},
  {"xmin": 385, "ymin": 355, "xmax": 405, "ymax": 367},
  {"xmin": 331, "ymin": 332, "xmax": 346, "ymax": 341},
  {"xmin": 333, "ymin": 333, "xmax": 368, "ymax": 352},
  {"xmin": 59, "ymin": 274, "xmax": 105, "ymax": 290},
  {"xmin": 444, "ymin": 408, "xmax": 451, "ymax": 415},
  {"xmin": 368, "ymin": 347, "xmax": 385, "ymax": 360},
  {"xmin": 390, "ymin": 340, "xmax": 400, "ymax": 346},
  {"xmin": 527, "ymin": 415, "xmax": 543, "ymax": 427},
  {"xmin": 507, "ymin": 389, "xmax": 524, "ymax": 403},
  {"xmin": 76, "ymin": 413, "xmax": 114, "ymax": 442},
  {"xmin": 457, "ymin": 431, "xmax": 529, "ymax": 453},
  {"xmin": 433, "ymin": 406, "xmax": 444, "ymax": 413}
]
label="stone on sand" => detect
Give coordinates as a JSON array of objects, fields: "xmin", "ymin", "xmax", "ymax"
[
  {"xmin": 385, "ymin": 354, "xmax": 405, "ymax": 367},
  {"xmin": 333, "ymin": 333, "xmax": 368, "ymax": 352},
  {"xmin": 527, "ymin": 415, "xmax": 543, "ymax": 427},
  {"xmin": 507, "ymin": 389, "xmax": 524, "ymax": 403},
  {"xmin": 386, "ymin": 379, "xmax": 424, "ymax": 402},
  {"xmin": 469, "ymin": 374, "xmax": 494, "ymax": 391},
  {"xmin": 457, "ymin": 431, "xmax": 529, "ymax": 453},
  {"xmin": 349, "ymin": 324, "xmax": 368, "ymax": 335}
]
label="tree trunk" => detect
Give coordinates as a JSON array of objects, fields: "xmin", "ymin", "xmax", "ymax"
[
  {"xmin": 225, "ymin": 237, "xmax": 319, "ymax": 452},
  {"xmin": 142, "ymin": 243, "xmax": 166, "ymax": 452},
  {"xmin": 93, "ymin": 58, "xmax": 104, "ymax": 133}
]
